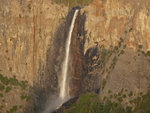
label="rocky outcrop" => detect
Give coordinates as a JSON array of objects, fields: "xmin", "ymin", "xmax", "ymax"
[
  {"xmin": 69, "ymin": 11, "xmax": 86, "ymax": 97},
  {"xmin": 0, "ymin": 0, "xmax": 68, "ymax": 112},
  {"xmin": 81, "ymin": 0, "xmax": 150, "ymax": 102},
  {"xmin": 83, "ymin": 0, "xmax": 150, "ymax": 52},
  {"xmin": 0, "ymin": 0, "xmax": 68, "ymax": 86},
  {"xmin": 0, "ymin": 0, "xmax": 150, "ymax": 112}
]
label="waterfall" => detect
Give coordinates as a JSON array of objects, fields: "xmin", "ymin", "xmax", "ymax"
[
  {"xmin": 59, "ymin": 9, "xmax": 79, "ymax": 100},
  {"xmin": 42, "ymin": 9, "xmax": 79, "ymax": 113}
]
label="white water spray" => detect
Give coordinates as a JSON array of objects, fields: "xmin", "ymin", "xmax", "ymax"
[
  {"xmin": 42, "ymin": 10, "xmax": 79, "ymax": 113},
  {"xmin": 59, "ymin": 9, "xmax": 79, "ymax": 100}
]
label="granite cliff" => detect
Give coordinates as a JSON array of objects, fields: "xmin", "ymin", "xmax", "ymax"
[{"xmin": 0, "ymin": 0, "xmax": 150, "ymax": 113}]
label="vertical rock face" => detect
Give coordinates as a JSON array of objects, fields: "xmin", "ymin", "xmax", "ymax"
[
  {"xmin": 1, "ymin": 0, "xmax": 150, "ymax": 112},
  {"xmin": 80, "ymin": 0, "xmax": 150, "ymax": 100},
  {"xmin": 68, "ymin": 9, "xmax": 100, "ymax": 97},
  {"xmin": 0, "ymin": 0, "xmax": 68, "ymax": 112},
  {"xmin": 69, "ymin": 11, "xmax": 86, "ymax": 97},
  {"xmin": 82, "ymin": 0, "xmax": 150, "ymax": 51},
  {"xmin": 0, "ymin": 0, "xmax": 68, "ymax": 85}
]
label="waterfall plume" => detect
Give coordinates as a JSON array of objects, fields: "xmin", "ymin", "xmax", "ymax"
[{"xmin": 59, "ymin": 9, "xmax": 79, "ymax": 101}]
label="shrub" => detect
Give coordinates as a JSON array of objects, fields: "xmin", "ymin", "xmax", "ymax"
[
  {"xmin": 120, "ymin": 37, "xmax": 124, "ymax": 42},
  {"xmin": 108, "ymin": 90, "xmax": 112, "ymax": 94},
  {"xmin": 128, "ymin": 91, "xmax": 133, "ymax": 97},
  {"xmin": 7, "ymin": 105, "xmax": 18, "ymax": 113},
  {"xmin": 100, "ymin": 48, "xmax": 107, "ymax": 66},
  {"xmin": 102, "ymin": 79, "xmax": 107, "ymax": 90},
  {"xmin": 119, "ymin": 42, "xmax": 121, "ymax": 48},
  {"xmin": 120, "ymin": 50, "xmax": 125, "ymax": 55},
  {"xmin": 147, "ymin": 51, "xmax": 150, "ymax": 56},
  {"xmin": 110, "ymin": 56, "xmax": 117, "ymax": 69},
  {"xmin": 0, "ymin": 73, "xmax": 30, "ymax": 113},
  {"xmin": 69, "ymin": 92, "xmax": 101, "ymax": 113},
  {"xmin": 5, "ymin": 86, "xmax": 12, "ymax": 93},
  {"xmin": 60, "ymin": 89, "xmax": 150, "ymax": 113},
  {"xmin": 0, "ymin": 83, "xmax": 5, "ymax": 91},
  {"xmin": 0, "ymin": 74, "xmax": 9, "ymax": 85},
  {"xmin": 0, "ymin": 93, "xmax": 3, "ymax": 97},
  {"xmin": 114, "ymin": 46, "xmax": 119, "ymax": 51},
  {"xmin": 123, "ymin": 45, "xmax": 126, "ymax": 49},
  {"xmin": 117, "ymin": 97, "xmax": 123, "ymax": 102},
  {"xmin": 122, "ymin": 94, "xmax": 126, "ymax": 98},
  {"xmin": 134, "ymin": 88, "xmax": 150, "ymax": 113},
  {"xmin": 138, "ymin": 45, "xmax": 143, "ymax": 49},
  {"xmin": 20, "ymin": 93, "xmax": 31, "ymax": 101}
]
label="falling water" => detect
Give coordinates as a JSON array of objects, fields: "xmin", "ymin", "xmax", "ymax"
[
  {"xmin": 42, "ymin": 9, "xmax": 79, "ymax": 113},
  {"xmin": 59, "ymin": 9, "xmax": 79, "ymax": 100}
]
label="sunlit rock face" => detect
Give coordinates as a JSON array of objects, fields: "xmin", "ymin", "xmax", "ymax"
[
  {"xmin": 0, "ymin": 0, "xmax": 68, "ymax": 112},
  {"xmin": 0, "ymin": 0, "xmax": 150, "ymax": 112},
  {"xmin": 81, "ymin": 0, "xmax": 150, "ymax": 100},
  {"xmin": 0, "ymin": 0, "xmax": 68, "ymax": 85},
  {"xmin": 82, "ymin": 0, "xmax": 150, "ymax": 52}
]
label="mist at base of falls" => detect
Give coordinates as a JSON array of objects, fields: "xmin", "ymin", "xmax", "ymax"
[
  {"xmin": 42, "ymin": 9, "xmax": 79, "ymax": 113},
  {"xmin": 42, "ymin": 95, "xmax": 63, "ymax": 113},
  {"xmin": 42, "ymin": 94, "xmax": 70, "ymax": 113}
]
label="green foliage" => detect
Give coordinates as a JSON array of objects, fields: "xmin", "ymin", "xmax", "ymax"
[
  {"xmin": 5, "ymin": 86, "xmax": 12, "ymax": 93},
  {"xmin": 0, "ymin": 74, "xmax": 9, "ymax": 85},
  {"xmin": 141, "ymin": 51, "xmax": 146, "ymax": 56},
  {"xmin": 123, "ymin": 45, "xmax": 127, "ymax": 49},
  {"xmin": 117, "ymin": 97, "xmax": 123, "ymax": 102},
  {"xmin": 102, "ymin": 79, "xmax": 107, "ymax": 90},
  {"xmin": 101, "ymin": 70, "xmax": 105, "ymax": 74},
  {"xmin": 20, "ymin": 80, "xmax": 28, "ymax": 90},
  {"xmin": 60, "ymin": 88, "xmax": 150, "ymax": 113},
  {"xmin": 147, "ymin": 51, "xmax": 150, "ymax": 56},
  {"xmin": 120, "ymin": 88, "xmax": 124, "ymax": 94},
  {"xmin": 65, "ymin": 92, "xmax": 101, "ymax": 113},
  {"xmin": 100, "ymin": 48, "xmax": 107, "ymax": 66},
  {"xmin": 0, "ymin": 105, "xmax": 4, "ymax": 110},
  {"xmin": 109, "ymin": 56, "xmax": 117, "ymax": 69},
  {"xmin": 0, "ymin": 83, "xmax": 5, "ymax": 91},
  {"xmin": 128, "ymin": 91, "xmax": 133, "ymax": 97},
  {"xmin": 114, "ymin": 46, "xmax": 119, "ymax": 52},
  {"xmin": 53, "ymin": 0, "xmax": 93, "ymax": 8},
  {"xmin": 0, "ymin": 74, "xmax": 28, "ymax": 89},
  {"xmin": 119, "ymin": 42, "xmax": 121, "ymax": 48},
  {"xmin": 0, "ymin": 73, "xmax": 30, "ymax": 113},
  {"xmin": 120, "ymin": 37, "xmax": 124, "ymax": 43},
  {"xmin": 138, "ymin": 45, "xmax": 143, "ymax": 49},
  {"xmin": 0, "ymin": 93, "xmax": 3, "ymax": 97},
  {"xmin": 103, "ymin": 99, "xmax": 126, "ymax": 113},
  {"xmin": 9, "ymin": 76, "xmax": 19, "ymax": 86},
  {"xmin": 122, "ymin": 94, "xmax": 126, "ymax": 98},
  {"xmin": 138, "ymin": 50, "xmax": 150, "ymax": 57},
  {"xmin": 7, "ymin": 105, "xmax": 18, "ymax": 113},
  {"xmin": 139, "ymin": 50, "xmax": 150, "ymax": 57},
  {"xmin": 108, "ymin": 90, "xmax": 112, "ymax": 94},
  {"xmin": 20, "ymin": 93, "xmax": 31, "ymax": 101},
  {"xmin": 125, "ymin": 89, "xmax": 128, "ymax": 92},
  {"xmin": 126, "ymin": 106, "xmax": 133, "ymax": 113},
  {"xmin": 118, "ymin": 37, "xmax": 124, "ymax": 48},
  {"xmin": 135, "ymin": 88, "xmax": 150, "ymax": 113}
]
